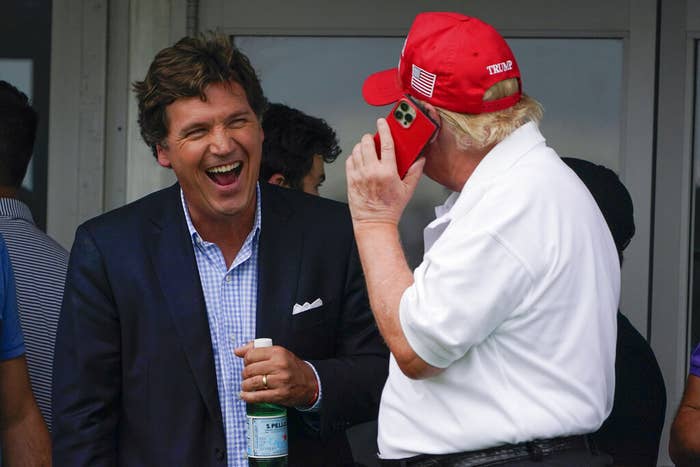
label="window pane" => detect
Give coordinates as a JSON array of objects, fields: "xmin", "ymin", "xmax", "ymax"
[
  {"xmin": 509, "ymin": 39, "xmax": 623, "ymax": 172},
  {"xmin": 690, "ymin": 41, "xmax": 700, "ymax": 354}
]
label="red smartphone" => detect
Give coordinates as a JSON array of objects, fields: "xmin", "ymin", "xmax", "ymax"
[{"xmin": 373, "ymin": 95, "xmax": 438, "ymax": 178}]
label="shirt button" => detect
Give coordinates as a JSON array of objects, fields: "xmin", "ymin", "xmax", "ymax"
[{"xmin": 225, "ymin": 275, "xmax": 232, "ymax": 282}]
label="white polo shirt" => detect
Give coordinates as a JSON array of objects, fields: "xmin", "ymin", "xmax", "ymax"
[{"xmin": 377, "ymin": 122, "xmax": 620, "ymax": 458}]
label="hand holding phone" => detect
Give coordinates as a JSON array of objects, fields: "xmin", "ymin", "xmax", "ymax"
[{"xmin": 373, "ymin": 96, "xmax": 438, "ymax": 178}]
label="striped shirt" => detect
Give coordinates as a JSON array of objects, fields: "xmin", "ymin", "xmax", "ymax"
[
  {"xmin": 181, "ymin": 187, "xmax": 261, "ymax": 467},
  {"xmin": 0, "ymin": 197, "xmax": 68, "ymax": 432}
]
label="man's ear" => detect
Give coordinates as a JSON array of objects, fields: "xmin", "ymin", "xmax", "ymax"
[
  {"xmin": 155, "ymin": 144, "xmax": 172, "ymax": 168},
  {"xmin": 267, "ymin": 173, "xmax": 288, "ymax": 187}
]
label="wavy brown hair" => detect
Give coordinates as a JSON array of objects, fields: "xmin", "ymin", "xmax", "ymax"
[{"xmin": 133, "ymin": 33, "xmax": 268, "ymax": 158}]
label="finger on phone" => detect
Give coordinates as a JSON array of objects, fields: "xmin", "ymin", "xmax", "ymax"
[
  {"xmin": 376, "ymin": 118, "xmax": 396, "ymax": 166},
  {"xmin": 404, "ymin": 156, "xmax": 426, "ymax": 186}
]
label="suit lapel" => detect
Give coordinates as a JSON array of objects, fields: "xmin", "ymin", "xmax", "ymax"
[
  {"xmin": 257, "ymin": 185, "xmax": 302, "ymax": 346},
  {"xmin": 148, "ymin": 185, "xmax": 222, "ymax": 423}
]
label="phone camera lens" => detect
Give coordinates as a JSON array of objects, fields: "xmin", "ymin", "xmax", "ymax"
[
  {"xmin": 399, "ymin": 102, "xmax": 410, "ymax": 112},
  {"xmin": 404, "ymin": 114, "xmax": 413, "ymax": 123},
  {"xmin": 394, "ymin": 110, "xmax": 404, "ymax": 120}
]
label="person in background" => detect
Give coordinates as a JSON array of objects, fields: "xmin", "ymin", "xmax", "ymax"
[
  {"xmin": 260, "ymin": 102, "xmax": 380, "ymax": 466},
  {"xmin": 52, "ymin": 33, "xmax": 387, "ymax": 467},
  {"xmin": 562, "ymin": 157, "xmax": 666, "ymax": 467},
  {"xmin": 0, "ymin": 233, "xmax": 51, "ymax": 465},
  {"xmin": 260, "ymin": 103, "xmax": 341, "ymax": 196},
  {"xmin": 0, "ymin": 80, "xmax": 68, "ymax": 431},
  {"xmin": 670, "ymin": 343, "xmax": 700, "ymax": 464},
  {"xmin": 346, "ymin": 12, "xmax": 619, "ymax": 465}
]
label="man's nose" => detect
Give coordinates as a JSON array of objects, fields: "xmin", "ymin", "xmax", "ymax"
[{"xmin": 209, "ymin": 127, "xmax": 236, "ymax": 155}]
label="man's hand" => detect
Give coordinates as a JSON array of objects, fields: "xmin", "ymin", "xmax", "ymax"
[
  {"xmin": 344, "ymin": 118, "xmax": 440, "ymax": 380},
  {"xmin": 671, "ymin": 374, "xmax": 700, "ymax": 465},
  {"xmin": 235, "ymin": 343, "xmax": 318, "ymax": 408},
  {"xmin": 346, "ymin": 118, "xmax": 425, "ymax": 229}
]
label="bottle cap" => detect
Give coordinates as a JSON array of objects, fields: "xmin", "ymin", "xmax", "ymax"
[{"xmin": 254, "ymin": 338, "xmax": 273, "ymax": 348}]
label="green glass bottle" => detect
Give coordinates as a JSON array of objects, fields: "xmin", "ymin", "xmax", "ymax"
[{"xmin": 246, "ymin": 338, "xmax": 288, "ymax": 466}]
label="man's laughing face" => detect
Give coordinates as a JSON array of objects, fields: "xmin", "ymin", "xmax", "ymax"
[{"xmin": 156, "ymin": 81, "xmax": 264, "ymax": 231}]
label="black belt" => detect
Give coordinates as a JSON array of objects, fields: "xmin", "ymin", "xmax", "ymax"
[{"xmin": 378, "ymin": 435, "xmax": 592, "ymax": 466}]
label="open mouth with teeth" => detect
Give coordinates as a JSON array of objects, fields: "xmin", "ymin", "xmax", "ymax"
[{"xmin": 206, "ymin": 161, "xmax": 243, "ymax": 186}]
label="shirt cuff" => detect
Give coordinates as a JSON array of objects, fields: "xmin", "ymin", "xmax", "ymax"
[{"xmin": 295, "ymin": 361, "xmax": 322, "ymax": 412}]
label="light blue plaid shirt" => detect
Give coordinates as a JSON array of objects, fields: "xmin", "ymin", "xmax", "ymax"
[{"xmin": 181, "ymin": 186, "xmax": 261, "ymax": 467}]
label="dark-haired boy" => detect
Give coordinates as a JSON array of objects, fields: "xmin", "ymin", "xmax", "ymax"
[{"xmin": 260, "ymin": 103, "xmax": 340, "ymax": 196}]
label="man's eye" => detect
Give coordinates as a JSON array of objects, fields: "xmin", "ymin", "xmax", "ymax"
[
  {"xmin": 183, "ymin": 127, "xmax": 208, "ymax": 138},
  {"xmin": 226, "ymin": 119, "xmax": 246, "ymax": 128}
]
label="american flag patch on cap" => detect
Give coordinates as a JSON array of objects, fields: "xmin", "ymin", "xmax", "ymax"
[{"xmin": 411, "ymin": 64, "xmax": 436, "ymax": 98}]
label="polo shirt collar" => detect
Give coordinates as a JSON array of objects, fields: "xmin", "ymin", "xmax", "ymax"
[
  {"xmin": 448, "ymin": 121, "xmax": 546, "ymax": 215},
  {"xmin": 426, "ymin": 122, "xmax": 545, "ymax": 249},
  {"xmin": 0, "ymin": 197, "xmax": 35, "ymax": 224},
  {"xmin": 466, "ymin": 121, "xmax": 545, "ymax": 189}
]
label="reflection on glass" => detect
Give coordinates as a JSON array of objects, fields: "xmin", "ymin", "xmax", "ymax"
[
  {"xmin": 509, "ymin": 39, "xmax": 623, "ymax": 172},
  {"xmin": 236, "ymin": 36, "xmax": 623, "ymax": 268}
]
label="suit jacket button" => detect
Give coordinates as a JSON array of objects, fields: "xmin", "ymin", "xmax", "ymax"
[{"xmin": 215, "ymin": 448, "xmax": 225, "ymax": 461}]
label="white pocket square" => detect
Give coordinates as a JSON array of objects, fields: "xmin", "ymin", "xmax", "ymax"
[{"xmin": 292, "ymin": 298, "xmax": 323, "ymax": 315}]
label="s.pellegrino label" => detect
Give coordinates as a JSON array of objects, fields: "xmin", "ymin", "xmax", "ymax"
[
  {"xmin": 246, "ymin": 338, "xmax": 288, "ymax": 466},
  {"xmin": 246, "ymin": 404, "xmax": 288, "ymax": 461}
]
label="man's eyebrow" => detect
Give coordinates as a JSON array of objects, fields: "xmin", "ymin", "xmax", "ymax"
[
  {"xmin": 178, "ymin": 121, "xmax": 208, "ymax": 136},
  {"xmin": 223, "ymin": 109, "xmax": 251, "ymax": 122},
  {"xmin": 177, "ymin": 110, "xmax": 250, "ymax": 136}
]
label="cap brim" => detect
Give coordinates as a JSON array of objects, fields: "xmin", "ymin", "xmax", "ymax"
[{"xmin": 362, "ymin": 68, "xmax": 403, "ymax": 106}]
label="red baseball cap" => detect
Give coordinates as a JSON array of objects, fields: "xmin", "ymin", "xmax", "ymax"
[{"xmin": 362, "ymin": 12, "xmax": 521, "ymax": 114}]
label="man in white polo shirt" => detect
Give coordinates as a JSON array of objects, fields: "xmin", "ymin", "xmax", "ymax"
[{"xmin": 345, "ymin": 12, "xmax": 619, "ymax": 466}]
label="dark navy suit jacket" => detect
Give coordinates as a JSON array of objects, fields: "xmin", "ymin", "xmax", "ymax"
[{"xmin": 52, "ymin": 183, "xmax": 388, "ymax": 466}]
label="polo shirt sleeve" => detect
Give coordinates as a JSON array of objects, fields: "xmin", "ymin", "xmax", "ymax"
[
  {"xmin": 399, "ymin": 224, "xmax": 533, "ymax": 369},
  {"xmin": 0, "ymin": 237, "xmax": 24, "ymax": 361}
]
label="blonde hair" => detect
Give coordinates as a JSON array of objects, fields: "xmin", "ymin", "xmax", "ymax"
[{"xmin": 437, "ymin": 79, "xmax": 543, "ymax": 151}]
